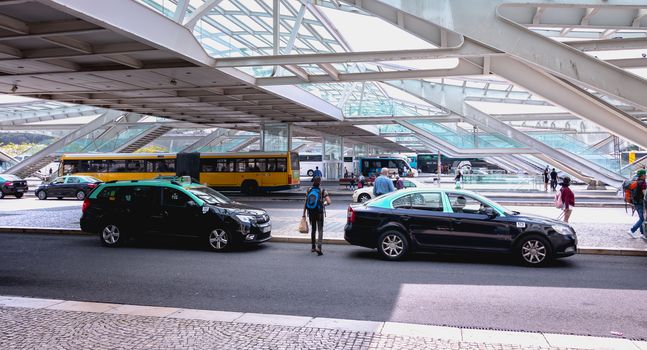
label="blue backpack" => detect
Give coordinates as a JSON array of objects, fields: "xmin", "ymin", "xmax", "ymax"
[{"xmin": 305, "ymin": 187, "xmax": 324, "ymax": 212}]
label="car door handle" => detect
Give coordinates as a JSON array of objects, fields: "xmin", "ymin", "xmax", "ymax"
[
  {"xmin": 401, "ymin": 215, "xmax": 411, "ymax": 221},
  {"xmin": 452, "ymin": 219, "xmax": 462, "ymax": 225}
]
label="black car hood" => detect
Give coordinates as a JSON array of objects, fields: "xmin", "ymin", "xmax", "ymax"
[
  {"xmin": 210, "ymin": 201, "xmax": 266, "ymax": 215},
  {"xmin": 509, "ymin": 212, "xmax": 567, "ymax": 226}
]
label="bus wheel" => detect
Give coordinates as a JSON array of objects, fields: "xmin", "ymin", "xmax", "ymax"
[
  {"xmin": 241, "ymin": 180, "xmax": 258, "ymax": 195},
  {"xmin": 307, "ymin": 169, "xmax": 314, "ymax": 177}
]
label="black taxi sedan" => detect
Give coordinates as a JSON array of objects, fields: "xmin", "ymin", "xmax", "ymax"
[
  {"xmin": 80, "ymin": 178, "xmax": 271, "ymax": 251},
  {"xmin": 344, "ymin": 188, "xmax": 577, "ymax": 266}
]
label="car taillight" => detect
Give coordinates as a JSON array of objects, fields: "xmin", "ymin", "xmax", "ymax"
[
  {"xmin": 288, "ymin": 174, "xmax": 292, "ymax": 183},
  {"xmin": 347, "ymin": 206, "xmax": 356, "ymax": 224},
  {"xmin": 4, "ymin": 182, "xmax": 12, "ymax": 186},
  {"xmin": 82, "ymin": 198, "xmax": 90, "ymax": 213},
  {"xmin": 87, "ymin": 183, "xmax": 97, "ymax": 188}
]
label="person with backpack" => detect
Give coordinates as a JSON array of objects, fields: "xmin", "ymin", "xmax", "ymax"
[
  {"xmin": 628, "ymin": 170, "xmax": 647, "ymax": 239},
  {"xmin": 550, "ymin": 168, "xmax": 558, "ymax": 191},
  {"xmin": 302, "ymin": 176, "xmax": 331, "ymax": 255},
  {"xmin": 558, "ymin": 177, "xmax": 575, "ymax": 223}
]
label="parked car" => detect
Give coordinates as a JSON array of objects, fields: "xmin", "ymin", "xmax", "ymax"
[
  {"xmin": 344, "ymin": 188, "xmax": 577, "ymax": 266},
  {"xmin": 80, "ymin": 177, "xmax": 271, "ymax": 251},
  {"xmin": 35, "ymin": 175, "xmax": 102, "ymax": 200},
  {"xmin": 352, "ymin": 178, "xmax": 423, "ymax": 203},
  {"xmin": 0, "ymin": 174, "xmax": 28, "ymax": 199}
]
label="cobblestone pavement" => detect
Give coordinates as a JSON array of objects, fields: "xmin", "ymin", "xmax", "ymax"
[
  {"xmin": 0, "ymin": 306, "xmax": 588, "ymax": 350},
  {"xmin": 2, "ymin": 198, "xmax": 646, "ymax": 251}
]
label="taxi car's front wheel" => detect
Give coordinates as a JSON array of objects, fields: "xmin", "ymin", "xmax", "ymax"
[
  {"xmin": 517, "ymin": 235, "xmax": 552, "ymax": 267},
  {"xmin": 207, "ymin": 228, "xmax": 231, "ymax": 251},
  {"xmin": 377, "ymin": 230, "xmax": 409, "ymax": 261}
]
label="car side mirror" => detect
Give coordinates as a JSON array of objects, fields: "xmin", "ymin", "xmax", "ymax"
[{"xmin": 484, "ymin": 207, "xmax": 497, "ymax": 218}]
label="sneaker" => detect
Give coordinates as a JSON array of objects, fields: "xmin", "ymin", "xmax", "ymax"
[
  {"xmin": 641, "ymin": 235, "xmax": 647, "ymax": 241},
  {"xmin": 627, "ymin": 230, "xmax": 639, "ymax": 239}
]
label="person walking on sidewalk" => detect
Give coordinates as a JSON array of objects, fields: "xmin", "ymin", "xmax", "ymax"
[
  {"xmin": 373, "ymin": 168, "xmax": 395, "ymax": 197},
  {"xmin": 543, "ymin": 166, "xmax": 549, "ymax": 192},
  {"xmin": 559, "ymin": 177, "xmax": 575, "ymax": 223},
  {"xmin": 628, "ymin": 169, "xmax": 647, "ymax": 240},
  {"xmin": 454, "ymin": 169, "xmax": 463, "ymax": 189},
  {"xmin": 311, "ymin": 166, "xmax": 322, "ymax": 182},
  {"xmin": 550, "ymin": 168, "xmax": 558, "ymax": 191},
  {"xmin": 303, "ymin": 176, "xmax": 331, "ymax": 256}
]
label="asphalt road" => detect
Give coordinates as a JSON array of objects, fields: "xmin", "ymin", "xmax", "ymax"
[{"xmin": 0, "ymin": 233, "xmax": 646, "ymax": 339}]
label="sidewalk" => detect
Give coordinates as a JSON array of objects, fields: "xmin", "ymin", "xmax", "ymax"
[{"xmin": 0, "ymin": 296, "xmax": 643, "ymax": 350}]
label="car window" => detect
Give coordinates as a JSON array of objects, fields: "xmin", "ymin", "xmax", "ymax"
[
  {"xmin": 410, "ymin": 192, "xmax": 443, "ymax": 211},
  {"xmin": 130, "ymin": 186, "xmax": 160, "ymax": 206},
  {"xmin": 447, "ymin": 193, "xmax": 491, "ymax": 214},
  {"xmin": 187, "ymin": 186, "xmax": 231, "ymax": 205},
  {"xmin": 66, "ymin": 177, "xmax": 81, "ymax": 184},
  {"xmin": 80, "ymin": 176, "xmax": 100, "ymax": 183},
  {"xmin": 392, "ymin": 194, "xmax": 412, "ymax": 208},
  {"xmin": 163, "ymin": 188, "xmax": 191, "ymax": 207},
  {"xmin": 51, "ymin": 177, "xmax": 65, "ymax": 184},
  {"xmin": 97, "ymin": 186, "xmax": 131, "ymax": 203}
]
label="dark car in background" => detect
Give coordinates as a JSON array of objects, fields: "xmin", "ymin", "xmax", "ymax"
[
  {"xmin": 35, "ymin": 175, "xmax": 102, "ymax": 200},
  {"xmin": 80, "ymin": 177, "xmax": 271, "ymax": 251},
  {"xmin": 345, "ymin": 188, "xmax": 577, "ymax": 266},
  {"xmin": 0, "ymin": 174, "xmax": 28, "ymax": 199}
]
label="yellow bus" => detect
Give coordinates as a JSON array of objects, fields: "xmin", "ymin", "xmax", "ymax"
[{"xmin": 59, "ymin": 152, "xmax": 300, "ymax": 194}]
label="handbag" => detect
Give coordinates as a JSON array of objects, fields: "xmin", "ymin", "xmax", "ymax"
[{"xmin": 298, "ymin": 215, "xmax": 309, "ymax": 234}]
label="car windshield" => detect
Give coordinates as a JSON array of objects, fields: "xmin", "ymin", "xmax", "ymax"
[
  {"xmin": 469, "ymin": 192, "xmax": 515, "ymax": 216},
  {"xmin": 187, "ymin": 186, "xmax": 232, "ymax": 205}
]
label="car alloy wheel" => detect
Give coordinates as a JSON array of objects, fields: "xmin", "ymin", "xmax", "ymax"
[
  {"xmin": 378, "ymin": 231, "xmax": 409, "ymax": 261},
  {"xmin": 36, "ymin": 190, "xmax": 47, "ymax": 200},
  {"xmin": 0, "ymin": 191, "xmax": 4, "ymax": 199},
  {"xmin": 76, "ymin": 190, "xmax": 86, "ymax": 200},
  {"xmin": 521, "ymin": 239, "xmax": 547, "ymax": 264},
  {"xmin": 101, "ymin": 224, "xmax": 121, "ymax": 246},
  {"xmin": 358, "ymin": 193, "xmax": 371, "ymax": 203},
  {"xmin": 208, "ymin": 228, "xmax": 229, "ymax": 251}
]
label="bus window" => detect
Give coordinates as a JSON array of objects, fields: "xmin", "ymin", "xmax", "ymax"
[
  {"xmin": 266, "ymin": 158, "xmax": 277, "ymax": 172},
  {"xmin": 235, "ymin": 159, "xmax": 246, "ymax": 172},
  {"xmin": 254, "ymin": 158, "xmax": 266, "ymax": 172},
  {"xmin": 89, "ymin": 160, "xmax": 109, "ymax": 173},
  {"xmin": 63, "ymin": 160, "xmax": 79, "ymax": 174},
  {"xmin": 290, "ymin": 153, "xmax": 300, "ymax": 171},
  {"xmin": 276, "ymin": 158, "xmax": 287, "ymax": 172},
  {"xmin": 126, "ymin": 160, "xmax": 146, "ymax": 172},
  {"xmin": 108, "ymin": 160, "xmax": 126, "ymax": 172}
]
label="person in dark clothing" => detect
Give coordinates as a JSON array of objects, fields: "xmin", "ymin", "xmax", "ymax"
[
  {"xmin": 303, "ymin": 176, "xmax": 330, "ymax": 256},
  {"xmin": 550, "ymin": 168, "xmax": 558, "ymax": 191},
  {"xmin": 543, "ymin": 167, "xmax": 549, "ymax": 192},
  {"xmin": 628, "ymin": 169, "xmax": 647, "ymax": 240},
  {"xmin": 559, "ymin": 177, "xmax": 575, "ymax": 223}
]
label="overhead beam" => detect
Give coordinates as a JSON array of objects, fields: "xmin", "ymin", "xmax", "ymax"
[
  {"xmin": 0, "ymin": 12, "xmax": 28, "ymax": 34},
  {"xmin": 41, "ymin": 35, "xmax": 93, "ymax": 54},
  {"xmin": 356, "ymin": 0, "xmax": 647, "ymax": 112},
  {"xmin": 318, "ymin": 63, "xmax": 339, "ymax": 81},
  {"xmin": 256, "ymin": 61, "xmax": 482, "ymax": 85},
  {"xmin": 214, "ymin": 43, "xmax": 498, "ymax": 67},
  {"xmin": 566, "ymin": 37, "xmax": 647, "ymax": 51},
  {"xmin": 183, "ymin": 0, "xmax": 224, "ymax": 30},
  {"xmin": 102, "ymin": 54, "xmax": 143, "ymax": 69}
]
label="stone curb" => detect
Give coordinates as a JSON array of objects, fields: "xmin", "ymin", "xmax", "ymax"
[
  {"xmin": 1, "ymin": 227, "xmax": 646, "ymax": 256},
  {"xmin": 0, "ymin": 295, "xmax": 644, "ymax": 349}
]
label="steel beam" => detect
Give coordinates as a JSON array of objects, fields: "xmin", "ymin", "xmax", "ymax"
[
  {"xmin": 349, "ymin": 0, "xmax": 647, "ymax": 111},
  {"xmin": 183, "ymin": 0, "xmax": 224, "ymax": 30},
  {"xmin": 489, "ymin": 56, "xmax": 647, "ymax": 150},
  {"xmin": 181, "ymin": 128, "xmax": 231, "ymax": 152}
]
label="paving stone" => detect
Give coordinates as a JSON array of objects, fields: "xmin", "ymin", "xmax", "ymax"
[{"xmin": 0, "ymin": 306, "xmax": 589, "ymax": 350}]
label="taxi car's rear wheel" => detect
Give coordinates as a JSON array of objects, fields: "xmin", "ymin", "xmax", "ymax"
[
  {"xmin": 208, "ymin": 228, "xmax": 231, "ymax": 251},
  {"xmin": 358, "ymin": 193, "xmax": 371, "ymax": 203},
  {"xmin": 76, "ymin": 190, "xmax": 86, "ymax": 200},
  {"xmin": 377, "ymin": 230, "xmax": 409, "ymax": 261},
  {"xmin": 517, "ymin": 235, "xmax": 552, "ymax": 267},
  {"xmin": 36, "ymin": 190, "xmax": 47, "ymax": 200},
  {"xmin": 100, "ymin": 224, "xmax": 125, "ymax": 247}
]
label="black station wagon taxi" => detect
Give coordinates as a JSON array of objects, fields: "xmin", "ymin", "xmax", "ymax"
[
  {"xmin": 80, "ymin": 177, "xmax": 271, "ymax": 251},
  {"xmin": 345, "ymin": 188, "xmax": 577, "ymax": 266}
]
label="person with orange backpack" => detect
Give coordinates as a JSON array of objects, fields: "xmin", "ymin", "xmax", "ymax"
[{"xmin": 627, "ymin": 169, "xmax": 647, "ymax": 239}]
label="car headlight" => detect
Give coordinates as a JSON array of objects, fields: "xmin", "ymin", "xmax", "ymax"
[
  {"xmin": 552, "ymin": 224, "xmax": 573, "ymax": 235},
  {"xmin": 236, "ymin": 214, "xmax": 255, "ymax": 223}
]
